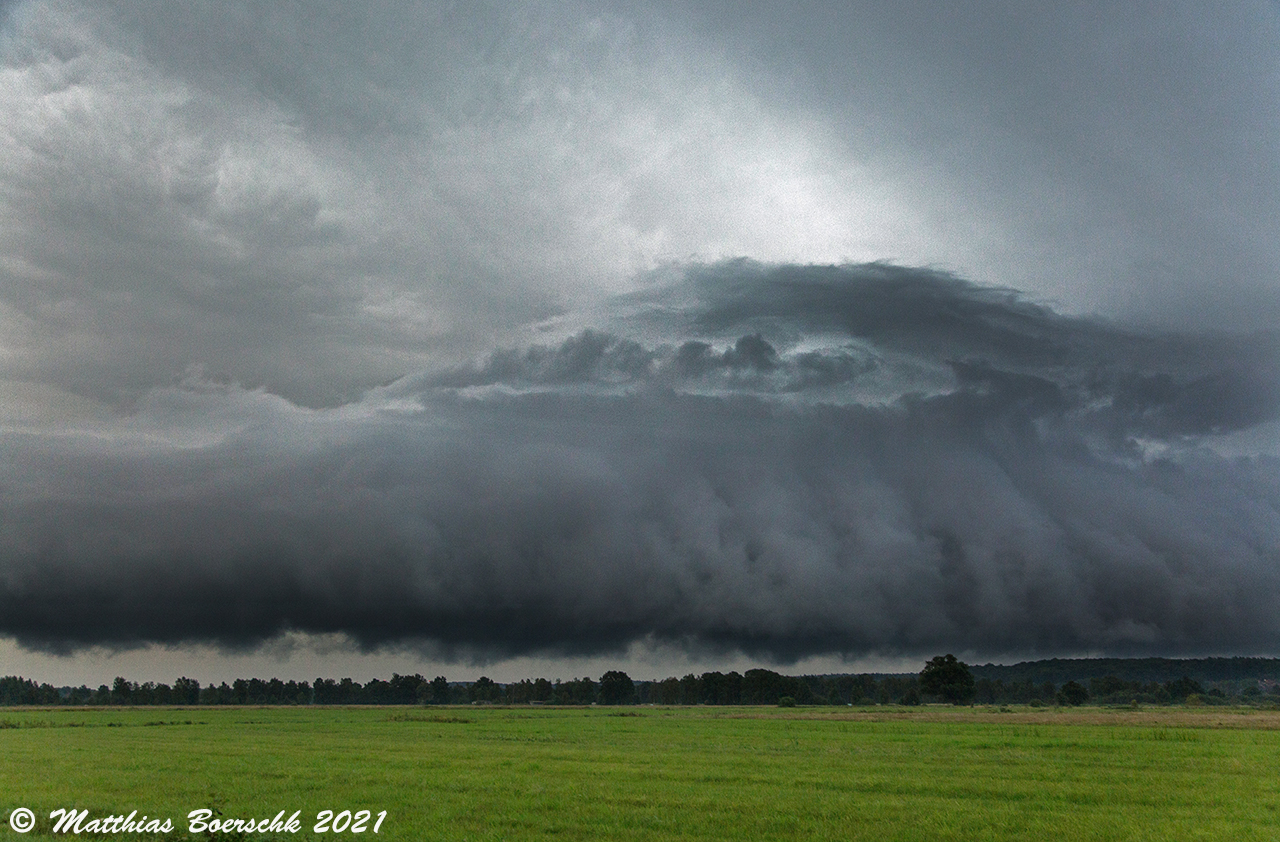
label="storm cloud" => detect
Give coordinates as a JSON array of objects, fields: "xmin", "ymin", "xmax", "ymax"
[
  {"xmin": 4, "ymin": 263, "xmax": 1280, "ymax": 660},
  {"xmin": 2, "ymin": 2, "xmax": 1279, "ymax": 671}
]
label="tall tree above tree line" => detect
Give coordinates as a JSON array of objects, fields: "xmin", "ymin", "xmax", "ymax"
[
  {"xmin": 920, "ymin": 654, "xmax": 976, "ymax": 705},
  {"xmin": 598, "ymin": 670, "xmax": 636, "ymax": 705}
]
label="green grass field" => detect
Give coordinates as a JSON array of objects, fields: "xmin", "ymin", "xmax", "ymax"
[{"xmin": 1, "ymin": 705, "xmax": 1278, "ymax": 841}]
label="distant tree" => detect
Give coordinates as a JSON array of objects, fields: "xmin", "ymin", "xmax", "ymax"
[
  {"xmin": 742, "ymin": 669, "xmax": 795, "ymax": 705},
  {"xmin": 429, "ymin": 676, "xmax": 450, "ymax": 705},
  {"xmin": 508, "ymin": 679, "xmax": 534, "ymax": 704},
  {"xmin": 134, "ymin": 681, "xmax": 156, "ymax": 705},
  {"xmin": 679, "ymin": 673, "xmax": 701, "ymax": 705},
  {"xmin": 151, "ymin": 682, "xmax": 173, "ymax": 705},
  {"xmin": 1164, "ymin": 676, "xmax": 1205, "ymax": 703},
  {"xmin": 111, "ymin": 676, "xmax": 134, "ymax": 705},
  {"xmin": 1057, "ymin": 681, "xmax": 1089, "ymax": 706},
  {"xmin": 557, "ymin": 677, "xmax": 597, "ymax": 705},
  {"xmin": 362, "ymin": 678, "xmax": 392, "ymax": 704},
  {"xmin": 313, "ymin": 678, "xmax": 338, "ymax": 704},
  {"xmin": 286, "ymin": 680, "xmax": 311, "ymax": 705},
  {"xmin": 173, "ymin": 677, "xmax": 201, "ymax": 705},
  {"xmin": 65, "ymin": 685, "xmax": 91, "ymax": 705},
  {"xmin": 599, "ymin": 671, "xmax": 636, "ymax": 705},
  {"xmin": 1089, "ymin": 675, "xmax": 1131, "ymax": 701},
  {"xmin": 469, "ymin": 676, "xmax": 499, "ymax": 703},
  {"xmin": 878, "ymin": 676, "xmax": 920, "ymax": 705},
  {"xmin": 337, "ymin": 677, "xmax": 359, "ymax": 704},
  {"xmin": 0, "ymin": 676, "xmax": 58, "ymax": 705},
  {"xmin": 697, "ymin": 671, "xmax": 744, "ymax": 705},
  {"xmin": 850, "ymin": 674, "xmax": 878, "ymax": 705},
  {"xmin": 200, "ymin": 682, "xmax": 232, "ymax": 705},
  {"xmin": 389, "ymin": 673, "xmax": 425, "ymax": 705},
  {"xmin": 919, "ymin": 655, "xmax": 976, "ymax": 704},
  {"xmin": 974, "ymin": 678, "xmax": 996, "ymax": 705},
  {"xmin": 699, "ymin": 671, "xmax": 727, "ymax": 705}
]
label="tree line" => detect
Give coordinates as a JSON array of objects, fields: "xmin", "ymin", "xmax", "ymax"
[
  {"xmin": 1, "ymin": 657, "xmax": 1276, "ymax": 707},
  {"xmin": 0, "ymin": 669, "xmax": 857, "ymax": 707},
  {"xmin": 970, "ymin": 656, "xmax": 1280, "ymax": 688}
]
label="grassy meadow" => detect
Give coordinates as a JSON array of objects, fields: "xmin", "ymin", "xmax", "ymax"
[{"xmin": 1, "ymin": 704, "xmax": 1278, "ymax": 841}]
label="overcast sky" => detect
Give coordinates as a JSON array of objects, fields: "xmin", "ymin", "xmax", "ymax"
[{"xmin": 2, "ymin": 0, "xmax": 1279, "ymax": 686}]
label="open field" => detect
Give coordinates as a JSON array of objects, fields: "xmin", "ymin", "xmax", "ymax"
[{"xmin": 2, "ymin": 705, "xmax": 1279, "ymax": 841}]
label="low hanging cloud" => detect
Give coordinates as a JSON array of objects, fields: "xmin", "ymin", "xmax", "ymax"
[{"xmin": 3, "ymin": 262, "xmax": 1280, "ymax": 661}]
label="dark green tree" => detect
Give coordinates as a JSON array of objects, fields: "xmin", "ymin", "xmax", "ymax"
[
  {"xmin": 742, "ymin": 669, "xmax": 794, "ymax": 705},
  {"xmin": 469, "ymin": 676, "xmax": 499, "ymax": 703},
  {"xmin": 598, "ymin": 670, "xmax": 636, "ymax": 705},
  {"xmin": 679, "ymin": 673, "xmax": 701, "ymax": 705},
  {"xmin": 508, "ymin": 679, "xmax": 534, "ymax": 704},
  {"xmin": 1057, "ymin": 680, "xmax": 1089, "ymax": 706},
  {"xmin": 1089, "ymin": 675, "xmax": 1131, "ymax": 701},
  {"xmin": 919, "ymin": 654, "xmax": 976, "ymax": 704},
  {"xmin": 111, "ymin": 676, "xmax": 134, "ymax": 705},
  {"xmin": 173, "ymin": 677, "xmax": 201, "ymax": 705},
  {"xmin": 389, "ymin": 673, "xmax": 425, "ymax": 704},
  {"xmin": 698, "ymin": 671, "xmax": 744, "ymax": 704},
  {"xmin": 557, "ymin": 677, "xmax": 597, "ymax": 705},
  {"xmin": 1164, "ymin": 676, "xmax": 1205, "ymax": 702}
]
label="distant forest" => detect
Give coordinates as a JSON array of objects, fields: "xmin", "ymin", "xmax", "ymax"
[{"xmin": 3, "ymin": 657, "xmax": 1279, "ymax": 708}]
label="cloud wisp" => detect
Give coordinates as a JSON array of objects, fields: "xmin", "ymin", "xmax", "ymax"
[{"xmin": 4, "ymin": 262, "xmax": 1280, "ymax": 662}]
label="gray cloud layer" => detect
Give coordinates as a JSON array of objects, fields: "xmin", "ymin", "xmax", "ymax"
[
  {"xmin": 1, "ymin": 2, "xmax": 1279, "ymax": 664},
  {"xmin": 2, "ymin": 1, "xmax": 1278, "ymax": 413},
  {"xmin": 4, "ymin": 263, "xmax": 1280, "ymax": 660}
]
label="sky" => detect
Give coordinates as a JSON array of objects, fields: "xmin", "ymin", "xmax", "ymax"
[{"xmin": 1, "ymin": 0, "xmax": 1279, "ymax": 687}]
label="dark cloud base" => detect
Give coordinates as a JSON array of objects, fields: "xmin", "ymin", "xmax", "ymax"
[{"xmin": 5, "ymin": 262, "xmax": 1280, "ymax": 660}]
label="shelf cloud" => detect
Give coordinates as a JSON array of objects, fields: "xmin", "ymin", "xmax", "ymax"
[
  {"xmin": 1, "ymin": 2, "xmax": 1279, "ymax": 671},
  {"xmin": 4, "ymin": 264, "xmax": 1280, "ymax": 661}
]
